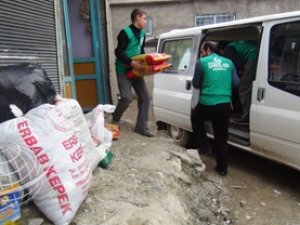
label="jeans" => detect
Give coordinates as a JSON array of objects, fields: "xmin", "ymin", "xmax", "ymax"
[
  {"xmin": 191, "ymin": 103, "xmax": 231, "ymax": 172},
  {"xmin": 112, "ymin": 73, "xmax": 150, "ymax": 130}
]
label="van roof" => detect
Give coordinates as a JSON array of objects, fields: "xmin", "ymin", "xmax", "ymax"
[{"xmin": 160, "ymin": 11, "xmax": 300, "ymax": 38}]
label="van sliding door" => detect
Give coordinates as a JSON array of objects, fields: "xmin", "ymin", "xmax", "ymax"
[{"xmin": 253, "ymin": 19, "xmax": 300, "ymax": 169}]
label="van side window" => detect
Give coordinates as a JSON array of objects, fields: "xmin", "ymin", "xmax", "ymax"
[
  {"xmin": 162, "ymin": 39, "xmax": 193, "ymax": 72},
  {"xmin": 268, "ymin": 21, "xmax": 300, "ymax": 96}
]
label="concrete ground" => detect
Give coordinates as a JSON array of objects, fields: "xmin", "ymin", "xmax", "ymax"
[{"xmin": 121, "ymin": 100, "xmax": 300, "ymax": 225}]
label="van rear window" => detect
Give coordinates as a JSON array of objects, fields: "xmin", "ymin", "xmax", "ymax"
[
  {"xmin": 162, "ymin": 39, "xmax": 193, "ymax": 72},
  {"xmin": 269, "ymin": 21, "xmax": 300, "ymax": 96}
]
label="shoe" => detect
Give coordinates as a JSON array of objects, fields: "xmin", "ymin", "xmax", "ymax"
[
  {"xmin": 214, "ymin": 166, "xmax": 227, "ymax": 176},
  {"xmin": 232, "ymin": 117, "xmax": 249, "ymax": 125},
  {"xmin": 134, "ymin": 128, "xmax": 155, "ymax": 137}
]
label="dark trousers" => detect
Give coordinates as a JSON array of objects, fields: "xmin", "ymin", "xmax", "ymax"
[
  {"xmin": 112, "ymin": 73, "xmax": 150, "ymax": 130},
  {"xmin": 191, "ymin": 103, "xmax": 231, "ymax": 172},
  {"xmin": 239, "ymin": 60, "xmax": 256, "ymax": 119}
]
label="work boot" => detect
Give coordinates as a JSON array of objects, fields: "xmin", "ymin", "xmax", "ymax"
[
  {"xmin": 216, "ymin": 157, "xmax": 228, "ymax": 176},
  {"xmin": 214, "ymin": 166, "xmax": 227, "ymax": 176},
  {"xmin": 134, "ymin": 127, "xmax": 155, "ymax": 137}
]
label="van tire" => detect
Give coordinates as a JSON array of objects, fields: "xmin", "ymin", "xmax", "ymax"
[{"xmin": 168, "ymin": 125, "xmax": 193, "ymax": 148}]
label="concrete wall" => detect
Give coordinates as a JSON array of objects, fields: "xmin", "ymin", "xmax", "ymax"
[
  {"xmin": 110, "ymin": 0, "xmax": 300, "ymax": 41},
  {"xmin": 107, "ymin": 0, "xmax": 300, "ymax": 103}
]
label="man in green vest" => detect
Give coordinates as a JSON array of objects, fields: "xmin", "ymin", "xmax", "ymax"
[
  {"xmin": 113, "ymin": 8, "xmax": 154, "ymax": 137},
  {"xmin": 192, "ymin": 42, "xmax": 239, "ymax": 176},
  {"xmin": 224, "ymin": 41, "xmax": 257, "ymax": 124}
]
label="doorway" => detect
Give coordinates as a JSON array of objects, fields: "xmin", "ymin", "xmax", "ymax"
[{"xmin": 62, "ymin": 0, "xmax": 107, "ymax": 110}]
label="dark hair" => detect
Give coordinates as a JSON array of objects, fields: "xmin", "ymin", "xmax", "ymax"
[
  {"xmin": 131, "ymin": 8, "xmax": 147, "ymax": 22},
  {"xmin": 203, "ymin": 42, "xmax": 216, "ymax": 52},
  {"xmin": 217, "ymin": 41, "xmax": 228, "ymax": 51}
]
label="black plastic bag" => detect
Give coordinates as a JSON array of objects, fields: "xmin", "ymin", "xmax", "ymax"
[{"xmin": 0, "ymin": 64, "xmax": 56, "ymax": 122}]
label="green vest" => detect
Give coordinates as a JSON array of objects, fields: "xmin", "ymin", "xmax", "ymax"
[
  {"xmin": 228, "ymin": 41, "xmax": 257, "ymax": 63},
  {"xmin": 199, "ymin": 53, "xmax": 234, "ymax": 105},
  {"xmin": 115, "ymin": 26, "xmax": 145, "ymax": 75}
]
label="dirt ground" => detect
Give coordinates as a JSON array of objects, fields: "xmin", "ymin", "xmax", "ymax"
[{"xmin": 22, "ymin": 100, "xmax": 300, "ymax": 225}]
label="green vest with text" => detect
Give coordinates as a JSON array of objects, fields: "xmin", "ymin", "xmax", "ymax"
[
  {"xmin": 115, "ymin": 26, "xmax": 145, "ymax": 75},
  {"xmin": 199, "ymin": 53, "xmax": 234, "ymax": 105}
]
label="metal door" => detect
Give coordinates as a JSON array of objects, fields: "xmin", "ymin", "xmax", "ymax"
[
  {"xmin": 0, "ymin": 0, "xmax": 61, "ymax": 93},
  {"xmin": 62, "ymin": 0, "xmax": 107, "ymax": 110}
]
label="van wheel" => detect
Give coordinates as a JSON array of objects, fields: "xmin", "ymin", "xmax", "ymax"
[{"xmin": 168, "ymin": 125, "xmax": 193, "ymax": 148}]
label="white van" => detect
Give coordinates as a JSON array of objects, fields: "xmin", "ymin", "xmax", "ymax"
[{"xmin": 153, "ymin": 11, "xmax": 300, "ymax": 170}]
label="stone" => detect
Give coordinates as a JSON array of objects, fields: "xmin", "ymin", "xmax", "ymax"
[
  {"xmin": 156, "ymin": 171, "xmax": 165, "ymax": 179},
  {"xmin": 240, "ymin": 200, "xmax": 247, "ymax": 207},
  {"xmin": 231, "ymin": 185, "xmax": 243, "ymax": 189},
  {"xmin": 170, "ymin": 151, "xmax": 194, "ymax": 166},
  {"xmin": 223, "ymin": 219, "xmax": 232, "ymax": 225},
  {"xmin": 195, "ymin": 165, "xmax": 206, "ymax": 173},
  {"xmin": 245, "ymin": 215, "xmax": 252, "ymax": 220},
  {"xmin": 212, "ymin": 198, "xmax": 218, "ymax": 203},
  {"xmin": 218, "ymin": 206, "xmax": 230, "ymax": 214},
  {"xmin": 274, "ymin": 189, "xmax": 281, "ymax": 195},
  {"xmin": 175, "ymin": 172, "xmax": 192, "ymax": 185},
  {"xmin": 85, "ymin": 197, "xmax": 92, "ymax": 204},
  {"xmin": 28, "ymin": 218, "xmax": 44, "ymax": 225},
  {"xmin": 260, "ymin": 202, "xmax": 266, "ymax": 207},
  {"xmin": 186, "ymin": 149, "xmax": 202, "ymax": 162},
  {"xmin": 169, "ymin": 158, "xmax": 182, "ymax": 174}
]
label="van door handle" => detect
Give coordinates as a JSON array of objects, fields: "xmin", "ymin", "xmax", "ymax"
[
  {"xmin": 186, "ymin": 80, "xmax": 192, "ymax": 91},
  {"xmin": 257, "ymin": 87, "xmax": 265, "ymax": 101}
]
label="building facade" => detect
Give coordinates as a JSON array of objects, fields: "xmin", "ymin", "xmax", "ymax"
[{"xmin": 109, "ymin": 0, "xmax": 300, "ymax": 41}]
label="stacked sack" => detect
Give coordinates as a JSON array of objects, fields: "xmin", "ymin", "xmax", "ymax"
[
  {"xmin": 0, "ymin": 64, "xmax": 116, "ymax": 225},
  {"xmin": 55, "ymin": 96, "xmax": 116, "ymax": 170},
  {"xmin": 55, "ymin": 96, "xmax": 102, "ymax": 170},
  {"xmin": 126, "ymin": 53, "xmax": 171, "ymax": 79}
]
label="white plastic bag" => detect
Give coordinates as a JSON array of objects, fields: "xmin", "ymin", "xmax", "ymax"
[
  {"xmin": 0, "ymin": 104, "xmax": 92, "ymax": 225},
  {"xmin": 84, "ymin": 104, "xmax": 115, "ymax": 149},
  {"xmin": 55, "ymin": 97, "xmax": 101, "ymax": 170}
]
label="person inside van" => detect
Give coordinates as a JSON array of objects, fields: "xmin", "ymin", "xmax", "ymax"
[
  {"xmin": 192, "ymin": 42, "xmax": 239, "ymax": 176},
  {"xmin": 112, "ymin": 8, "xmax": 154, "ymax": 137},
  {"xmin": 224, "ymin": 40, "xmax": 257, "ymax": 124},
  {"xmin": 216, "ymin": 41, "xmax": 228, "ymax": 56}
]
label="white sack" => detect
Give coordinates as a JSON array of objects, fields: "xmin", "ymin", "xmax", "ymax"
[
  {"xmin": 55, "ymin": 97, "xmax": 101, "ymax": 170},
  {"xmin": 0, "ymin": 104, "xmax": 92, "ymax": 225}
]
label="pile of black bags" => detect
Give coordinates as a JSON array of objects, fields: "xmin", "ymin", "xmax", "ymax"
[{"xmin": 0, "ymin": 64, "xmax": 56, "ymax": 122}]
